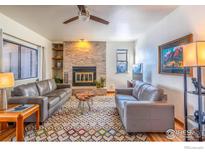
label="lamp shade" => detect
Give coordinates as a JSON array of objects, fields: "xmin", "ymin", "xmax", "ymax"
[
  {"xmin": 0, "ymin": 73, "xmax": 14, "ymax": 89},
  {"xmin": 183, "ymin": 41, "xmax": 205, "ymax": 67}
]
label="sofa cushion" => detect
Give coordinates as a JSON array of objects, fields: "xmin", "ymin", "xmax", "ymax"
[
  {"xmin": 116, "ymin": 94, "xmax": 137, "ymax": 101},
  {"xmin": 138, "ymin": 84, "xmax": 164, "ymax": 101},
  {"xmin": 48, "ymin": 79, "xmax": 57, "ymax": 91},
  {"xmin": 46, "ymin": 89, "xmax": 67, "ymax": 99},
  {"xmin": 12, "ymin": 83, "xmax": 39, "ymax": 97},
  {"xmin": 36, "ymin": 80, "xmax": 51, "ymax": 96},
  {"xmin": 48, "ymin": 96, "xmax": 60, "ymax": 108},
  {"xmin": 132, "ymin": 81, "xmax": 148, "ymax": 99}
]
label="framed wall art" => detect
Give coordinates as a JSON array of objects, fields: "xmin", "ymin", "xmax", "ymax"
[{"xmin": 158, "ymin": 34, "xmax": 193, "ymax": 76}]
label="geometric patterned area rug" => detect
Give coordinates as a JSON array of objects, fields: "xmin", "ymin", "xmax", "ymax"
[{"xmin": 19, "ymin": 96, "xmax": 147, "ymax": 142}]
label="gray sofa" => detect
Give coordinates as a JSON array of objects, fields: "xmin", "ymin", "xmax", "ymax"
[
  {"xmin": 115, "ymin": 81, "xmax": 174, "ymax": 133},
  {"xmin": 8, "ymin": 79, "xmax": 71, "ymax": 122}
]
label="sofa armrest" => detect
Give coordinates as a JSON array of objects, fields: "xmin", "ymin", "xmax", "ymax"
[
  {"xmin": 8, "ymin": 96, "xmax": 49, "ymax": 122},
  {"xmin": 127, "ymin": 80, "xmax": 134, "ymax": 88},
  {"xmin": 57, "ymin": 83, "xmax": 71, "ymax": 89},
  {"xmin": 124, "ymin": 101, "xmax": 175, "ymax": 132},
  {"xmin": 115, "ymin": 88, "xmax": 133, "ymax": 95}
]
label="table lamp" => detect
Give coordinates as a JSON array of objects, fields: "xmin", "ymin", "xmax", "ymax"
[
  {"xmin": 183, "ymin": 41, "xmax": 205, "ymax": 67},
  {"xmin": 0, "ymin": 72, "xmax": 14, "ymax": 110}
]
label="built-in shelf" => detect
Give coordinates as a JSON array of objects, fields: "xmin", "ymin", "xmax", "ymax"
[
  {"xmin": 52, "ymin": 57, "xmax": 63, "ymax": 60},
  {"xmin": 52, "ymin": 48, "xmax": 63, "ymax": 51},
  {"xmin": 52, "ymin": 67, "xmax": 63, "ymax": 70},
  {"xmin": 52, "ymin": 43, "xmax": 64, "ymax": 81}
]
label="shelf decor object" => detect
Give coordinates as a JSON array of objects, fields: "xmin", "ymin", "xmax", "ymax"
[
  {"xmin": 0, "ymin": 72, "xmax": 14, "ymax": 110},
  {"xmin": 183, "ymin": 41, "xmax": 205, "ymax": 141}
]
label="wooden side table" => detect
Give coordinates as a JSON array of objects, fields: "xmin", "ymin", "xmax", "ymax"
[
  {"xmin": 75, "ymin": 92, "xmax": 95, "ymax": 113},
  {"xmin": 0, "ymin": 104, "xmax": 40, "ymax": 141}
]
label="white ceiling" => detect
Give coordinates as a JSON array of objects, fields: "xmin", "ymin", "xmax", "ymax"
[{"xmin": 0, "ymin": 5, "xmax": 177, "ymax": 41}]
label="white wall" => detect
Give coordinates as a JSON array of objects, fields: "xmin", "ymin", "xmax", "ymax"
[
  {"xmin": 0, "ymin": 13, "xmax": 52, "ymax": 86},
  {"xmin": 135, "ymin": 6, "xmax": 205, "ymax": 121},
  {"xmin": 106, "ymin": 41, "xmax": 135, "ymax": 91}
]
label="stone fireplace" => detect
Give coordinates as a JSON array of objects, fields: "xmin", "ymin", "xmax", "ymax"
[
  {"xmin": 72, "ymin": 66, "xmax": 96, "ymax": 86},
  {"xmin": 63, "ymin": 41, "xmax": 106, "ymax": 87}
]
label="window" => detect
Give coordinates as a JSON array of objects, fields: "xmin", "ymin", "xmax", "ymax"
[
  {"xmin": 116, "ymin": 49, "xmax": 128, "ymax": 73},
  {"xmin": 2, "ymin": 40, "xmax": 38, "ymax": 80}
]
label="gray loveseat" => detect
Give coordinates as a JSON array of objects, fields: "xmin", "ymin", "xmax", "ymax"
[
  {"xmin": 115, "ymin": 81, "xmax": 174, "ymax": 133},
  {"xmin": 8, "ymin": 79, "xmax": 71, "ymax": 122}
]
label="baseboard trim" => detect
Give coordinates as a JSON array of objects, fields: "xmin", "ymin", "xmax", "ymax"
[{"xmin": 174, "ymin": 118, "xmax": 184, "ymax": 128}]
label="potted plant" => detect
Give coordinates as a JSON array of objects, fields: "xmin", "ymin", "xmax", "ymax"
[
  {"xmin": 95, "ymin": 77, "xmax": 106, "ymax": 88},
  {"xmin": 54, "ymin": 76, "xmax": 63, "ymax": 83}
]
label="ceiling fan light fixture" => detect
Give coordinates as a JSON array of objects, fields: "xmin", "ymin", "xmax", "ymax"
[
  {"xmin": 79, "ymin": 39, "xmax": 85, "ymax": 42},
  {"xmin": 78, "ymin": 11, "xmax": 90, "ymax": 22},
  {"xmin": 63, "ymin": 5, "xmax": 109, "ymax": 25}
]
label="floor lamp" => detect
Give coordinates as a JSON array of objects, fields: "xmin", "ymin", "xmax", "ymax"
[{"xmin": 183, "ymin": 41, "xmax": 205, "ymax": 141}]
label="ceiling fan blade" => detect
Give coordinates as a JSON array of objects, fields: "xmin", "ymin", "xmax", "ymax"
[
  {"xmin": 77, "ymin": 5, "xmax": 86, "ymax": 13},
  {"xmin": 63, "ymin": 16, "xmax": 78, "ymax": 24},
  {"xmin": 90, "ymin": 15, "xmax": 109, "ymax": 25}
]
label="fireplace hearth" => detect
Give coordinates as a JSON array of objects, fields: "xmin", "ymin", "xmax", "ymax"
[{"xmin": 72, "ymin": 66, "xmax": 96, "ymax": 86}]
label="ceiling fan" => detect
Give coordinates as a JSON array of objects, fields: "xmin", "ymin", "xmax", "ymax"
[{"xmin": 63, "ymin": 5, "xmax": 109, "ymax": 25}]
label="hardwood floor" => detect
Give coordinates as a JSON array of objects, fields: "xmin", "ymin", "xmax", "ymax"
[
  {"xmin": 147, "ymin": 120, "xmax": 184, "ymax": 141},
  {"xmin": 0, "ymin": 126, "xmax": 15, "ymax": 141}
]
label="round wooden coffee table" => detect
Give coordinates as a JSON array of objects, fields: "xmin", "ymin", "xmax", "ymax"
[{"xmin": 75, "ymin": 91, "xmax": 95, "ymax": 114}]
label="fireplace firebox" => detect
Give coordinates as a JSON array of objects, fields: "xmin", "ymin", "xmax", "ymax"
[{"xmin": 72, "ymin": 66, "xmax": 96, "ymax": 86}]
